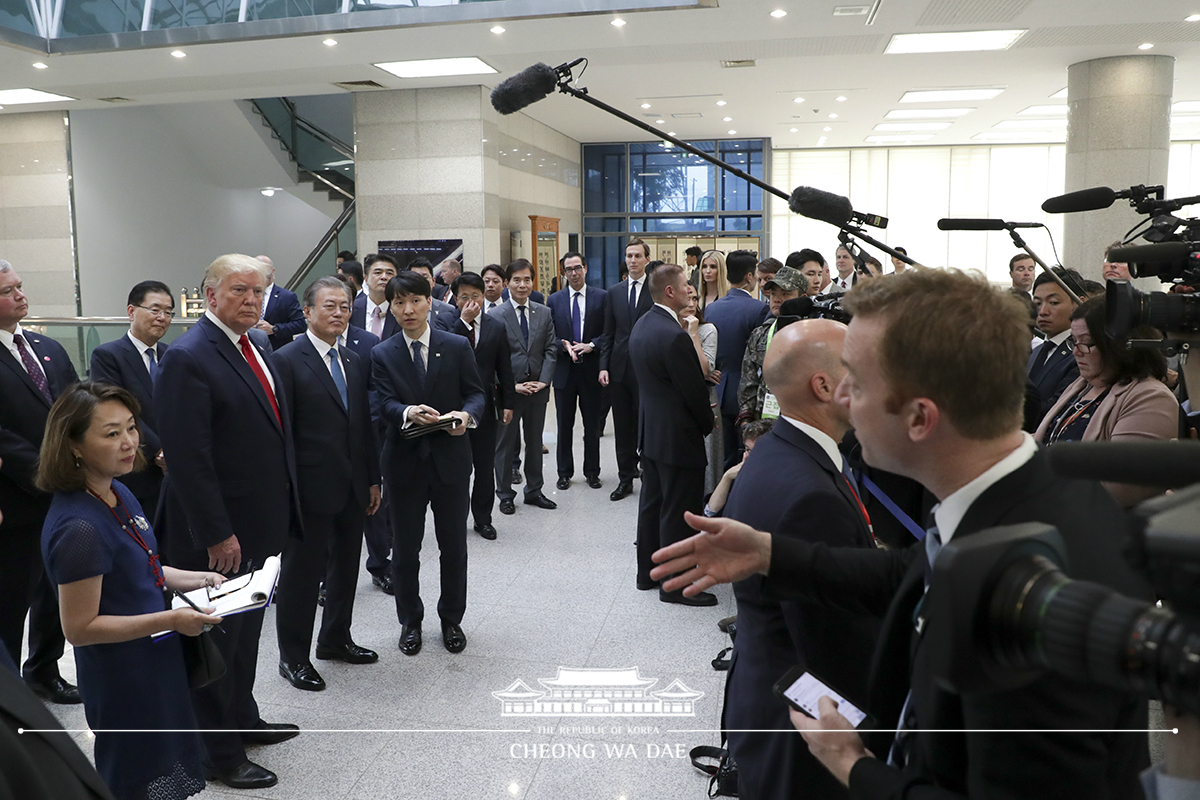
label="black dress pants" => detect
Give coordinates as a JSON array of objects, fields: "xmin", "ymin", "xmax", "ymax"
[
  {"xmin": 469, "ymin": 403, "xmax": 499, "ymax": 525},
  {"xmin": 362, "ymin": 423, "xmax": 392, "ymax": 579},
  {"xmin": 635, "ymin": 458, "xmax": 705, "ymax": 584},
  {"xmin": 389, "ymin": 469, "xmax": 469, "ymax": 628},
  {"xmin": 0, "ymin": 522, "xmax": 66, "ymax": 684},
  {"xmin": 192, "ymin": 605, "xmax": 264, "ymax": 771},
  {"xmin": 555, "ymin": 376, "xmax": 603, "ymax": 480}
]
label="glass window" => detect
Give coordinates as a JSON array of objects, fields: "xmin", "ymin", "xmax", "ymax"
[
  {"xmin": 59, "ymin": 0, "xmax": 142, "ymax": 37},
  {"xmin": 629, "ymin": 141, "xmax": 716, "ymax": 214},
  {"xmin": 719, "ymin": 140, "xmax": 764, "ymax": 211},
  {"xmin": 584, "ymin": 217, "xmax": 624, "ymax": 233},
  {"xmin": 584, "ymin": 144, "xmax": 626, "ymax": 214},
  {"xmin": 719, "ymin": 216, "xmax": 763, "ymax": 231},
  {"xmin": 629, "ymin": 216, "xmax": 716, "ymax": 233},
  {"xmin": 584, "ymin": 236, "xmax": 626, "ymax": 288}
]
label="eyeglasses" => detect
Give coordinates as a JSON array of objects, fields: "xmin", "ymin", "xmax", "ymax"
[
  {"xmin": 562, "ymin": 266, "xmax": 585, "ymax": 274},
  {"xmin": 134, "ymin": 305, "xmax": 173, "ymax": 318},
  {"xmin": 1071, "ymin": 341, "xmax": 1095, "ymax": 355}
]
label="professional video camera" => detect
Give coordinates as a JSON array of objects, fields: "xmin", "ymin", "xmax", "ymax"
[
  {"xmin": 776, "ymin": 296, "xmax": 852, "ymax": 328},
  {"xmin": 922, "ymin": 479, "xmax": 1200, "ymax": 715}
]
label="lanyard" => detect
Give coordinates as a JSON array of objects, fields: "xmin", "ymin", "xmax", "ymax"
[
  {"xmin": 86, "ymin": 486, "xmax": 164, "ymax": 589},
  {"xmin": 840, "ymin": 472, "xmax": 875, "ymax": 543}
]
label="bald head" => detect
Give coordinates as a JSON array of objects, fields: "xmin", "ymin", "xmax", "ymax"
[
  {"xmin": 763, "ymin": 319, "xmax": 850, "ymax": 436},
  {"xmin": 255, "ymin": 255, "xmax": 275, "ymax": 284}
]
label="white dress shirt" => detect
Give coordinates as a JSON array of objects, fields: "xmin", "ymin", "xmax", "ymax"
[
  {"xmin": 0, "ymin": 324, "xmax": 48, "ymax": 382},
  {"xmin": 779, "ymin": 416, "xmax": 845, "ymax": 474},
  {"xmin": 305, "ymin": 329, "xmax": 341, "ymax": 380},
  {"xmin": 628, "ymin": 276, "xmax": 643, "ymax": 308},
  {"xmin": 261, "ymin": 283, "xmax": 274, "ymax": 318},
  {"xmin": 458, "ymin": 315, "xmax": 481, "ymax": 349},
  {"xmin": 204, "ymin": 310, "xmax": 275, "ymax": 392},
  {"xmin": 567, "ymin": 284, "xmax": 588, "ymax": 339},
  {"xmin": 400, "ymin": 325, "xmax": 432, "ymax": 425},
  {"xmin": 365, "ymin": 296, "xmax": 388, "ymax": 337},
  {"xmin": 127, "ymin": 331, "xmax": 159, "ymax": 376},
  {"xmin": 932, "ymin": 433, "xmax": 1037, "ymax": 544},
  {"xmin": 653, "ymin": 302, "xmax": 679, "ymax": 324}
]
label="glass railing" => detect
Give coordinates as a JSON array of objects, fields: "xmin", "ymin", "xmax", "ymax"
[
  {"xmin": 22, "ymin": 317, "xmax": 198, "ymax": 379},
  {"xmin": 287, "ymin": 198, "xmax": 356, "ymax": 297},
  {"xmin": 253, "ymin": 97, "xmax": 355, "ymax": 200}
]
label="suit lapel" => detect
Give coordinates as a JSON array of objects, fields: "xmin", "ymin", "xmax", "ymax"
[
  {"xmin": 298, "ymin": 337, "xmax": 347, "ymax": 415},
  {"xmin": 501, "ymin": 306, "xmax": 528, "ymax": 354},
  {"xmin": 117, "ymin": 336, "xmax": 154, "ymax": 395},
  {"xmin": 200, "ymin": 317, "xmax": 281, "ymax": 432},
  {"xmin": 425, "ymin": 330, "xmax": 445, "ymax": 390},
  {"xmin": 22, "ymin": 334, "xmax": 65, "ymax": 402},
  {"xmin": 0, "ymin": 344, "xmax": 51, "ymax": 407}
]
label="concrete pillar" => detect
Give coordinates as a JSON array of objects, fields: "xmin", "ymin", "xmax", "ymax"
[{"xmin": 1064, "ymin": 55, "xmax": 1173, "ymax": 281}]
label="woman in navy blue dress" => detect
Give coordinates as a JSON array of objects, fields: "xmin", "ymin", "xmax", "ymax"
[{"xmin": 37, "ymin": 382, "xmax": 225, "ymax": 800}]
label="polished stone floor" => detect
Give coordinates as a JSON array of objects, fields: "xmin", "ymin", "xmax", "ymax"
[{"xmin": 42, "ymin": 401, "xmax": 736, "ymax": 800}]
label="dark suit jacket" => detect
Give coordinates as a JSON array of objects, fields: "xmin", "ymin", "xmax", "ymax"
[
  {"xmin": 88, "ymin": 335, "xmax": 166, "ymax": 503},
  {"xmin": 764, "ymin": 448, "xmax": 1151, "ymax": 800},
  {"xmin": 430, "ymin": 298, "xmax": 459, "ymax": 332},
  {"xmin": 453, "ymin": 314, "xmax": 516, "ymax": 417},
  {"xmin": 351, "ymin": 295, "xmax": 401, "ymax": 341},
  {"xmin": 262, "ymin": 284, "xmax": 306, "ymax": 351},
  {"xmin": 629, "ymin": 306, "xmax": 714, "ymax": 466},
  {"xmin": 341, "ymin": 324, "xmax": 380, "ymax": 363},
  {"xmin": 599, "ymin": 277, "xmax": 654, "ymax": 384},
  {"xmin": 156, "ymin": 315, "xmax": 303, "ymax": 568},
  {"xmin": 703, "ymin": 288, "xmax": 770, "ymax": 416},
  {"xmin": 371, "ymin": 327, "xmax": 486, "ymax": 485},
  {"xmin": 271, "ymin": 335, "xmax": 379, "ymax": 516},
  {"xmin": 547, "ymin": 286, "xmax": 609, "ymax": 389},
  {"xmin": 1028, "ymin": 335, "xmax": 1079, "ymax": 423},
  {"xmin": 0, "ymin": 330, "xmax": 78, "ymax": 531}
]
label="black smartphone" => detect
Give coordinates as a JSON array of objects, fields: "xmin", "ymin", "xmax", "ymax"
[{"xmin": 772, "ymin": 666, "xmax": 875, "ymax": 730}]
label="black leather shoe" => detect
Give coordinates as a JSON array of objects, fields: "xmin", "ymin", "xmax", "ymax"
[
  {"xmin": 474, "ymin": 522, "xmax": 497, "ymax": 540},
  {"xmin": 586, "ymin": 476, "xmax": 603, "ymax": 489},
  {"xmin": 556, "ymin": 477, "xmax": 571, "ymax": 490},
  {"xmin": 371, "ymin": 573, "xmax": 395, "ymax": 595},
  {"xmin": 610, "ymin": 482, "xmax": 633, "ymax": 501},
  {"xmin": 278, "ymin": 661, "xmax": 325, "ymax": 691},
  {"xmin": 442, "ymin": 623, "xmax": 467, "ymax": 654},
  {"xmin": 659, "ymin": 589, "xmax": 718, "ymax": 607},
  {"xmin": 26, "ymin": 676, "xmax": 81, "ymax": 705},
  {"xmin": 510, "ymin": 468, "xmax": 523, "ymax": 485},
  {"xmin": 242, "ymin": 721, "xmax": 300, "ymax": 745},
  {"xmin": 399, "ymin": 625, "xmax": 422, "ymax": 656},
  {"xmin": 315, "ymin": 642, "xmax": 379, "ymax": 664},
  {"xmin": 499, "ymin": 499, "xmax": 516, "ymax": 515},
  {"xmin": 524, "ymin": 492, "xmax": 557, "ymax": 509},
  {"xmin": 636, "ymin": 576, "xmax": 658, "ymax": 591},
  {"xmin": 211, "ymin": 760, "xmax": 278, "ymax": 789}
]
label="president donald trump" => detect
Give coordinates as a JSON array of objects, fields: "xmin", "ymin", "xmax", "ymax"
[{"xmin": 157, "ymin": 254, "xmax": 303, "ymax": 790}]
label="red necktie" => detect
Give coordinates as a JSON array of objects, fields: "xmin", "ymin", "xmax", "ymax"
[
  {"xmin": 238, "ymin": 334, "xmax": 281, "ymax": 426},
  {"xmin": 467, "ymin": 323, "xmax": 476, "ymax": 348}
]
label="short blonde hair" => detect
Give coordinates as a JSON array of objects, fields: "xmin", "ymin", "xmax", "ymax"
[{"xmin": 203, "ymin": 254, "xmax": 268, "ymax": 293}]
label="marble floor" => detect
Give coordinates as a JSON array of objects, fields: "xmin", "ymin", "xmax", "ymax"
[{"xmin": 41, "ymin": 401, "xmax": 737, "ymax": 800}]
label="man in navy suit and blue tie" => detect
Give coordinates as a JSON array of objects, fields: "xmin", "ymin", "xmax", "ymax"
[
  {"xmin": 1029, "ymin": 267, "xmax": 1085, "ymax": 423},
  {"xmin": 372, "ymin": 271, "xmax": 485, "ymax": 657},
  {"xmin": 272, "ymin": 277, "xmax": 382, "ymax": 692},
  {"xmin": 0, "ymin": 260, "xmax": 81, "ymax": 706},
  {"xmin": 547, "ymin": 252, "xmax": 608, "ymax": 491},
  {"xmin": 600, "ymin": 238, "xmax": 655, "ymax": 501},
  {"xmin": 156, "ymin": 254, "xmax": 303, "ymax": 789},
  {"xmin": 89, "ymin": 280, "xmax": 173, "ymax": 519},
  {"xmin": 252, "ymin": 255, "xmax": 306, "ymax": 351}
]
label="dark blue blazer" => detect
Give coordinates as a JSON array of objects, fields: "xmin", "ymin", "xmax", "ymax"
[
  {"xmin": 1028, "ymin": 335, "xmax": 1079, "ymax": 423},
  {"xmin": 629, "ymin": 306, "xmax": 714, "ymax": 466},
  {"xmin": 547, "ymin": 286, "xmax": 608, "ymax": 389},
  {"xmin": 430, "ymin": 298, "xmax": 459, "ymax": 332},
  {"xmin": 271, "ymin": 335, "xmax": 379, "ymax": 516},
  {"xmin": 599, "ymin": 277, "xmax": 654, "ymax": 384},
  {"xmin": 704, "ymin": 288, "xmax": 770, "ymax": 416},
  {"xmin": 156, "ymin": 315, "xmax": 302, "ymax": 568},
  {"xmin": 262, "ymin": 284, "xmax": 306, "ymax": 351},
  {"xmin": 453, "ymin": 314, "xmax": 516, "ymax": 416},
  {"xmin": 351, "ymin": 295, "xmax": 401, "ymax": 341},
  {"xmin": 89, "ymin": 335, "xmax": 166, "ymax": 503},
  {"xmin": 371, "ymin": 327, "xmax": 486, "ymax": 485},
  {"xmin": 0, "ymin": 330, "xmax": 78, "ymax": 530},
  {"xmin": 341, "ymin": 324, "xmax": 380, "ymax": 363}
]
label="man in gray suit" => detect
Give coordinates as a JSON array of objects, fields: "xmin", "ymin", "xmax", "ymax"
[{"xmin": 490, "ymin": 259, "xmax": 558, "ymax": 515}]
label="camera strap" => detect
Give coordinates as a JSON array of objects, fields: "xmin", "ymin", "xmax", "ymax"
[{"xmin": 859, "ymin": 473, "xmax": 926, "ymax": 542}]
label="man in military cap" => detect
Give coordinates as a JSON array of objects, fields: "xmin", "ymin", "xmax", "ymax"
[{"xmin": 737, "ymin": 266, "xmax": 807, "ymax": 426}]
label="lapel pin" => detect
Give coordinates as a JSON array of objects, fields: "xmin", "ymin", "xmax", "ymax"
[{"xmin": 44, "ymin": 356, "xmax": 50, "ymax": 361}]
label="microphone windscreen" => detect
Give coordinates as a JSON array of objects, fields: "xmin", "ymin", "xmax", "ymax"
[
  {"xmin": 1041, "ymin": 186, "xmax": 1118, "ymax": 214},
  {"xmin": 937, "ymin": 218, "xmax": 1008, "ymax": 231},
  {"xmin": 1047, "ymin": 441, "xmax": 1200, "ymax": 488},
  {"xmin": 788, "ymin": 186, "xmax": 853, "ymax": 226},
  {"xmin": 490, "ymin": 63, "xmax": 558, "ymax": 115}
]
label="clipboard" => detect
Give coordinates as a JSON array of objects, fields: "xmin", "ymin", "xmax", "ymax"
[{"xmin": 151, "ymin": 555, "xmax": 281, "ymax": 639}]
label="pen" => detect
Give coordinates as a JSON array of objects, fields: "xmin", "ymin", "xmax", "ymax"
[{"xmin": 174, "ymin": 590, "xmax": 222, "ymax": 633}]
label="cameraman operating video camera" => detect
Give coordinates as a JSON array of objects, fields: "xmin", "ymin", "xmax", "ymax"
[{"xmin": 654, "ymin": 269, "xmax": 1154, "ymax": 799}]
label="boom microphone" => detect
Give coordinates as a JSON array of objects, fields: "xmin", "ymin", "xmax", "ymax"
[
  {"xmin": 937, "ymin": 219, "xmax": 1043, "ymax": 231},
  {"xmin": 1041, "ymin": 187, "xmax": 1120, "ymax": 214},
  {"xmin": 789, "ymin": 186, "xmax": 853, "ymax": 226},
  {"xmin": 1047, "ymin": 441, "xmax": 1200, "ymax": 488},
  {"xmin": 490, "ymin": 62, "xmax": 558, "ymax": 115}
]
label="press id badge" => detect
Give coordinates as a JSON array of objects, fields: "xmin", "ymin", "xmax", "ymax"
[{"xmin": 762, "ymin": 392, "xmax": 780, "ymax": 419}]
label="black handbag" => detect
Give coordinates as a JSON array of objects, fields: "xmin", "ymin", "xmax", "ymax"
[
  {"xmin": 178, "ymin": 630, "xmax": 226, "ymax": 690},
  {"xmin": 689, "ymin": 744, "xmax": 738, "ymax": 797}
]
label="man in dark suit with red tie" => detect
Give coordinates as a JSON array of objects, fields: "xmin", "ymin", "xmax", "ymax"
[
  {"xmin": 600, "ymin": 238, "xmax": 655, "ymax": 501},
  {"xmin": 450, "ymin": 272, "xmax": 515, "ymax": 541},
  {"xmin": 0, "ymin": 261, "xmax": 81, "ymax": 706},
  {"xmin": 629, "ymin": 263, "xmax": 714, "ymax": 601},
  {"xmin": 156, "ymin": 254, "xmax": 303, "ymax": 790},
  {"xmin": 547, "ymin": 252, "xmax": 608, "ymax": 491},
  {"xmin": 272, "ymin": 277, "xmax": 382, "ymax": 692},
  {"xmin": 89, "ymin": 280, "xmax": 174, "ymax": 521},
  {"xmin": 372, "ymin": 271, "xmax": 485, "ymax": 657}
]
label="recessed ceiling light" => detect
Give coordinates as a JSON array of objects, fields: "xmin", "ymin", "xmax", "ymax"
[
  {"xmin": 322, "ymin": 38, "xmax": 337, "ymax": 46},
  {"xmin": 1138, "ymin": 42, "xmax": 1154, "ymax": 50},
  {"xmin": 994, "ymin": 118, "xmax": 1068, "ymax": 129},
  {"xmin": 640, "ymin": 103, "xmax": 651, "ymax": 109},
  {"xmin": 823, "ymin": 126, "xmax": 832, "ymax": 131},
  {"xmin": 260, "ymin": 188, "xmax": 277, "ymax": 197},
  {"xmin": 490, "ymin": 25, "xmax": 505, "ymax": 33},
  {"xmin": 885, "ymin": 107, "xmax": 973, "ymax": 119},
  {"xmin": 900, "ymin": 88, "xmax": 1005, "ymax": 103},
  {"xmin": 723, "ymin": 116, "xmax": 732, "ymax": 122},
  {"xmin": 32, "ymin": 62, "xmax": 48, "ymax": 69},
  {"xmin": 793, "ymin": 97, "xmax": 805, "ymax": 104},
  {"xmin": 874, "ymin": 121, "xmax": 951, "ymax": 131},
  {"xmin": 886, "ymin": 30, "xmax": 1026, "ymax": 54},
  {"xmin": 728, "ymin": 130, "xmax": 737, "ymax": 135},
  {"xmin": 667, "ymin": 131, "xmax": 676, "ymax": 136},
  {"xmin": 611, "ymin": 18, "xmax": 626, "ymax": 27},
  {"xmin": 0, "ymin": 88, "xmax": 74, "ymax": 104},
  {"xmin": 1173, "ymin": 101, "xmax": 1200, "ymax": 112},
  {"xmin": 770, "ymin": 9, "xmax": 787, "ymax": 18},
  {"xmin": 835, "ymin": 96, "xmax": 847, "ymax": 102},
  {"xmin": 374, "ymin": 57, "xmax": 496, "ymax": 78},
  {"xmin": 789, "ymin": 127, "xmax": 798, "ymax": 132},
  {"xmin": 828, "ymin": 113, "xmax": 838, "ymax": 118},
  {"xmin": 655, "ymin": 119, "xmax": 665, "ymax": 124},
  {"xmin": 865, "ymin": 134, "xmax": 934, "ymax": 143},
  {"xmin": 1187, "ymin": 13, "xmax": 1200, "ymax": 21},
  {"xmin": 716, "ymin": 100, "xmax": 727, "ymax": 106},
  {"xmin": 481, "ymin": 138, "xmax": 487, "ymax": 142},
  {"xmin": 1018, "ymin": 105, "xmax": 1068, "ymax": 116},
  {"xmin": 170, "ymin": 50, "xmax": 186, "ymax": 58}
]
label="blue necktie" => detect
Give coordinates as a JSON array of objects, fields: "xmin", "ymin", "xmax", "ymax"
[
  {"xmin": 411, "ymin": 341, "xmax": 426, "ymax": 386},
  {"xmin": 628, "ymin": 279, "xmax": 638, "ymax": 318},
  {"xmin": 328, "ymin": 349, "xmax": 348, "ymax": 409},
  {"xmin": 518, "ymin": 305, "xmax": 529, "ymax": 346},
  {"xmin": 146, "ymin": 348, "xmax": 159, "ymax": 385},
  {"xmin": 572, "ymin": 292, "xmax": 583, "ymax": 343}
]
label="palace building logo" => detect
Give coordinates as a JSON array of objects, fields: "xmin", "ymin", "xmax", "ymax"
[{"xmin": 493, "ymin": 666, "xmax": 704, "ymax": 717}]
